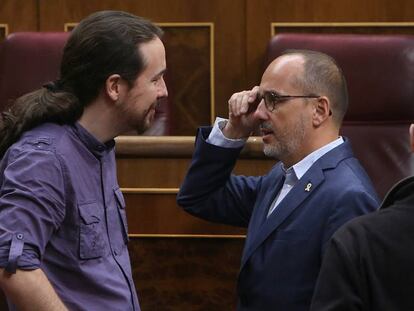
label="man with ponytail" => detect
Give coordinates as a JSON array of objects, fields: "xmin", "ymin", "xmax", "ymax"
[{"xmin": 0, "ymin": 10, "xmax": 167, "ymax": 311}]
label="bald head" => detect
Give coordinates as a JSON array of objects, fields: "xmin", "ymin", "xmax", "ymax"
[
  {"xmin": 264, "ymin": 50, "xmax": 348, "ymax": 127},
  {"xmin": 262, "ymin": 54, "xmax": 305, "ymax": 90}
]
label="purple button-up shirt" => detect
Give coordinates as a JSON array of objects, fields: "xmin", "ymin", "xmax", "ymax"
[{"xmin": 0, "ymin": 123, "xmax": 139, "ymax": 311}]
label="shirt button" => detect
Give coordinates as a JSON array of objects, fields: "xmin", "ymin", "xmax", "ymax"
[{"xmin": 16, "ymin": 233, "xmax": 24, "ymax": 240}]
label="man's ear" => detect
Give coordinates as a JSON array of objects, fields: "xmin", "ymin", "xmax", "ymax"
[
  {"xmin": 409, "ymin": 124, "xmax": 414, "ymax": 152},
  {"xmin": 105, "ymin": 74, "xmax": 123, "ymax": 102},
  {"xmin": 312, "ymin": 96, "xmax": 331, "ymax": 127}
]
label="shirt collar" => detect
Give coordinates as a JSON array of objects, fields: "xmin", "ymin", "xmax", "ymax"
[
  {"xmin": 72, "ymin": 122, "xmax": 115, "ymax": 157},
  {"xmin": 282, "ymin": 136, "xmax": 344, "ymax": 180}
]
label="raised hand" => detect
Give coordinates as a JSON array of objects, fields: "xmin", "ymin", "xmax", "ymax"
[{"xmin": 223, "ymin": 86, "xmax": 262, "ymax": 139}]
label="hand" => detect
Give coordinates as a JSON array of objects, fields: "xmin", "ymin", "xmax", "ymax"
[{"xmin": 223, "ymin": 86, "xmax": 261, "ymax": 139}]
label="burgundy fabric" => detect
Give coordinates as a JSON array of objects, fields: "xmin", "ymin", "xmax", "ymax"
[
  {"xmin": 266, "ymin": 33, "xmax": 414, "ymax": 198},
  {"xmin": 340, "ymin": 125, "xmax": 414, "ymax": 198},
  {"xmin": 0, "ymin": 32, "xmax": 171, "ymax": 135},
  {"xmin": 0, "ymin": 32, "xmax": 69, "ymax": 111}
]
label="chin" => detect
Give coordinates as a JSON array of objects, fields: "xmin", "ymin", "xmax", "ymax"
[
  {"xmin": 133, "ymin": 113, "xmax": 154, "ymax": 135},
  {"xmin": 263, "ymin": 145, "xmax": 275, "ymax": 158},
  {"xmin": 134, "ymin": 122, "xmax": 147, "ymax": 135},
  {"xmin": 263, "ymin": 143, "xmax": 282, "ymax": 159},
  {"xmin": 137, "ymin": 124, "xmax": 149, "ymax": 135}
]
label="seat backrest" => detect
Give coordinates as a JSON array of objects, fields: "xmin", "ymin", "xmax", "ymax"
[
  {"xmin": 265, "ymin": 33, "xmax": 414, "ymax": 198},
  {"xmin": 0, "ymin": 32, "xmax": 69, "ymax": 110},
  {"xmin": 0, "ymin": 32, "xmax": 171, "ymax": 135}
]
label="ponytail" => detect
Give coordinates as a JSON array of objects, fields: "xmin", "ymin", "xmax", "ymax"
[{"xmin": 0, "ymin": 85, "xmax": 83, "ymax": 156}]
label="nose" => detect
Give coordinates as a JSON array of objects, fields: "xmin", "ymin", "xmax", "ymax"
[
  {"xmin": 253, "ymin": 99, "xmax": 269, "ymax": 120},
  {"xmin": 158, "ymin": 77, "xmax": 168, "ymax": 98}
]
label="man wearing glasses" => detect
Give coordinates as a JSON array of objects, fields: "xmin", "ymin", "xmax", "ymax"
[{"xmin": 177, "ymin": 50, "xmax": 379, "ymax": 311}]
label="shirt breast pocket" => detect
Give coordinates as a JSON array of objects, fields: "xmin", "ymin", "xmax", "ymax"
[
  {"xmin": 78, "ymin": 202, "xmax": 105, "ymax": 259},
  {"xmin": 114, "ymin": 188, "xmax": 129, "ymax": 243}
]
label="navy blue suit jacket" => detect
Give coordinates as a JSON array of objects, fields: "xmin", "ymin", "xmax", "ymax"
[{"xmin": 177, "ymin": 127, "xmax": 380, "ymax": 311}]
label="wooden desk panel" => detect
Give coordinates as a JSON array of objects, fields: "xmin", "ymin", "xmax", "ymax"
[
  {"xmin": 116, "ymin": 136, "xmax": 275, "ymax": 236},
  {"xmin": 115, "ymin": 136, "xmax": 270, "ymax": 310},
  {"xmin": 129, "ymin": 237, "xmax": 244, "ymax": 311},
  {"xmin": 124, "ymin": 193, "xmax": 246, "ymax": 235}
]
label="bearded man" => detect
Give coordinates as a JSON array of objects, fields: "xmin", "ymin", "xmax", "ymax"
[{"xmin": 177, "ymin": 50, "xmax": 379, "ymax": 311}]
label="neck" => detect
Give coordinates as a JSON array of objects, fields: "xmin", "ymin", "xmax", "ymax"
[
  {"xmin": 282, "ymin": 128, "xmax": 339, "ymax": 168},
  {"xmin": 78, "ymin": 99, "xmax": 125, "ymax": 143}
]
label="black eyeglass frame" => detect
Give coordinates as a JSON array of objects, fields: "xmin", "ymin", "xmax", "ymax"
[{"xmin": 259, "ymin": 91, "xmax": 320, "ymax": 112}]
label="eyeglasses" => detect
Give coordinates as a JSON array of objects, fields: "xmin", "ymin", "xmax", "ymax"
[{"xmin": 259, "ymin": 91, "xmax": 320, "ymax": 112}]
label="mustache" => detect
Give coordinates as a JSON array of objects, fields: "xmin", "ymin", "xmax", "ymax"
[
  {"xmin": 260, "ymin": 122, "xmax": 273, "ymax": 131},
  {"xmin": 147, "ymin": 100, "xmax": 160, "ymax": 114},
  {"xmin": 154, "ymin": 99, "xmax": 166, "ymax": 112}
]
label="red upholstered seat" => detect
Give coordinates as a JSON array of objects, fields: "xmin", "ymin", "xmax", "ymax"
[
  {"xmin": 0, "ymin": 32, "xmax": 171, "ymax": 135},
  {"xmin": 0, "ymin": 32, "xmax": 69, "ymax": 110},
  {"xmin": 265, "ymin": 33, "xmax": 414, "ymax": 198}
]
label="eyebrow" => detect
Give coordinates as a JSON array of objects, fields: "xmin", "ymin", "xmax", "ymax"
[
  {"xmin": 261, "ymin": 89, "xmax": 283, "ymax": 96},
  {"xmin": 152, "ymin": 68, "xmax": 167, "ymax": 80}
]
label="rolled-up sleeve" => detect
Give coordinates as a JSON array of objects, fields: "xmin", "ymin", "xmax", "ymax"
[{"xmin": 0, "ymin": 143, "xmax": 66, "ymax": 272}]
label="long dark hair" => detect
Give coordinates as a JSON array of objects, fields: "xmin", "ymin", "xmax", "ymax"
[{"xmin": 0, "ymin": 10, "xmax": 163, "ymax": 156}]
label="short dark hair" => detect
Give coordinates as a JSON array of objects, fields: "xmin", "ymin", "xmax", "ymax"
[
  {"xmin": 0, "ymin": 10, "xmax": 163, "ymax": 156},
  {"xmin": 284, "ymin": 49, "xmax": 348, "ymax": 126}
]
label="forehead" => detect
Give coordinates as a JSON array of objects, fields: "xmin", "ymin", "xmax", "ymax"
[
  {"xmin": 138, "ymin": 37, "xmax": 166, "ymax": 72},
  {"xmin": 260, "ymin": 54, "xmax": 305, "ymax": 92}
]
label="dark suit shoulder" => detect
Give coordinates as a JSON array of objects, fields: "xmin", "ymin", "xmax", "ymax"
[
  {"xmin": 332, "ymin": 199, "xmax": 414, "ymax": 253},
  {"xmin": 339, "ymin": 176, "xmax": 414, "ymax": 240}
]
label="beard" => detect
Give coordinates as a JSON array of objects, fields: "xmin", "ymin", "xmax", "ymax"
[
  {"xmin": 262, "ymin": 114, "xmax": 307, "ymax": 161},
  {"xmin": 132, "ymin": 101, "xmax": 158, "ymax": 135}
]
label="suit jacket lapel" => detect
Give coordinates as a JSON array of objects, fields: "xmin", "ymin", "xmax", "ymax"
[
  {"xmin": 240, "ymin": 139, "xmax": 355, "ymax": 268},
  {"xmin": 242, "ymin": 166, "xmax": 285, "ymax": 258},
  {"xmin": 258, "ymin": 171, "xmax": 286, "ymax": 226},
  {"xmin": 241, "ymin": 163, "xmax": 325, "ymax": 267}
]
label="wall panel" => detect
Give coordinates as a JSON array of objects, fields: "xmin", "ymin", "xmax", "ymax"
[
  {"xmin": 0, "ymin": 25, "xmax": 8, "ymax": 41},
  {"xmin": 161, "ymin": 24, "xmax": 213, "ymax": 133},
  {"xmin": 0, "ymin": 0, "xmax": 37, "ymax": 39},
  {"xmin": 271, "ymin": 22, "xmax": 414, "ymax": 36}
]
